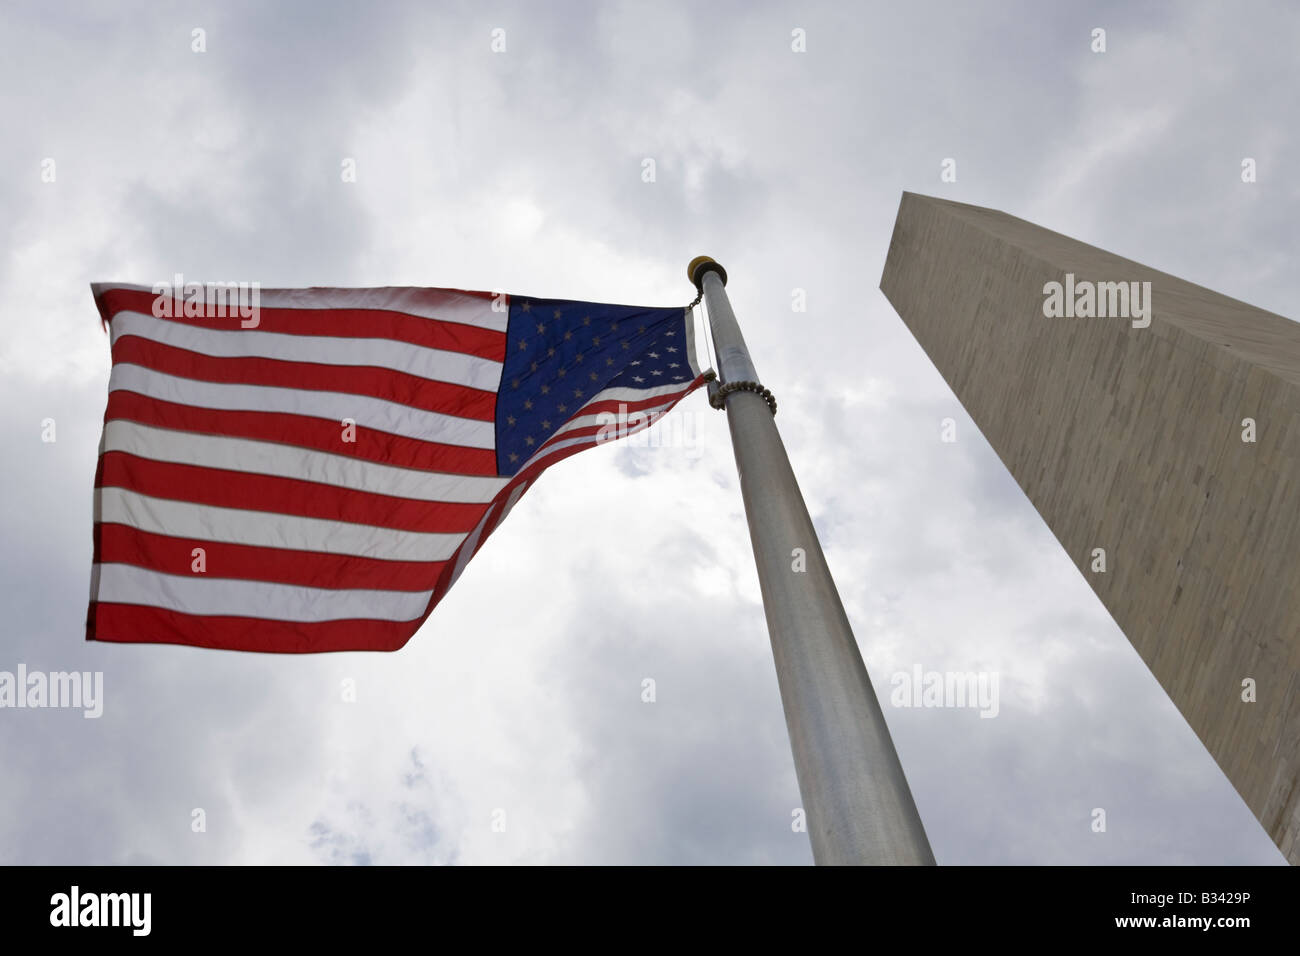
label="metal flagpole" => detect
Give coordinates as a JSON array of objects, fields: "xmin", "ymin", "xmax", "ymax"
[{"xmin": 688, "ymin": 256, "xmax": 936, "ymax": 866}]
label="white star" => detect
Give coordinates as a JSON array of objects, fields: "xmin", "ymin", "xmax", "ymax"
[
  {"xmin": 633, "ymin": 375, "xmax": 644, "ymax": 383},
  {"xmin": 648, "ymin": 352, "xmax": 659, "ymax": 359}
]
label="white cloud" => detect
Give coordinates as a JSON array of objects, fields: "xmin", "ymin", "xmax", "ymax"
[{"xmin": 0, "ymin": 0, "xmax": 1291, "ymax": 865}]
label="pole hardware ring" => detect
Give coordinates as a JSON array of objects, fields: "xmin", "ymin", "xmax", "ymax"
[{"xmin": 708, "ymin": 379, "xmax": 777, "ymax": 415}]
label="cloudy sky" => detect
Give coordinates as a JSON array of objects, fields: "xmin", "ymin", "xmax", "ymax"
[{"xmin": 1, "ymin": 0, "xmax": 1293, "ymax": 864}]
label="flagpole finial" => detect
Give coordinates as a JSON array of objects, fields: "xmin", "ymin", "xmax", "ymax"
[{"xmin": 688, "ymin": 255, "xmax": 727, "ymax": 291}]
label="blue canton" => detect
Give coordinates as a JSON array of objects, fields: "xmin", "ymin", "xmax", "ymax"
[{"xmin": 495, "ymin": 296, "xmax": 695, "ymax": 476}]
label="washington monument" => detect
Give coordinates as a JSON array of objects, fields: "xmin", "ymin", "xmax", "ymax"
[{"xmin": 883, "ymin": 192, "xmax": 1300, "ymax": 864}]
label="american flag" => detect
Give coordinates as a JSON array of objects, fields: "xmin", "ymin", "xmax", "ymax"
[{"xmin": 87, "ymin": 283, "xmax": 710, "ymax": 652}]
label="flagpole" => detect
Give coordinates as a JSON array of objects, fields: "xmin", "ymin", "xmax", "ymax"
[{"xmin": 689, "ymin": 256, "xmax": 935, "ymax": 866}]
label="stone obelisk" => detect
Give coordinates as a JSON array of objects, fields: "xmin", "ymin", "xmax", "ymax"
[{"xmin": 881, "ymin": 192, "xmax": 1299, "ymax": 863}]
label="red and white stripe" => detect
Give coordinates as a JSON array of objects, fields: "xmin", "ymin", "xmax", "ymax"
[{"xmin": 88, "ymin": 284, "xmax": 705, "ymax": 652}]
